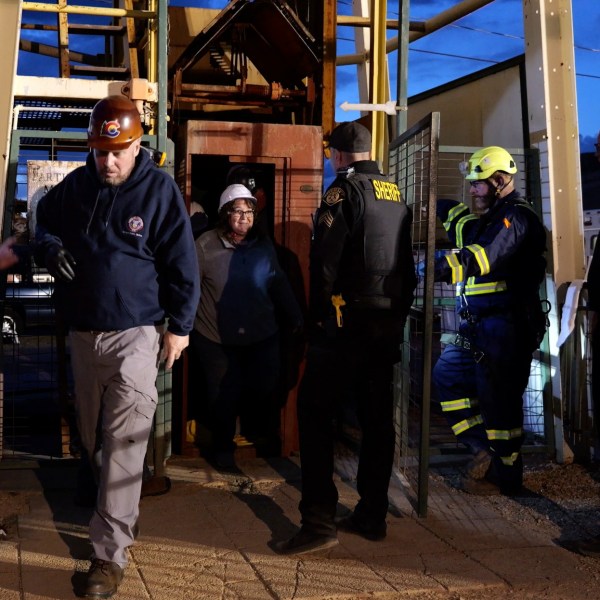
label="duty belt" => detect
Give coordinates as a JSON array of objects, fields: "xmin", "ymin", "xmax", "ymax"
[{"xmin": 453, "ymin": 333, "xmax": 485, "ymax": 363}]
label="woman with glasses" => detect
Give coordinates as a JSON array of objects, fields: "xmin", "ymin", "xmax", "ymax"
[{"xmin": 191, "ymin": 183, "xmax": 303, "ymax": 471}]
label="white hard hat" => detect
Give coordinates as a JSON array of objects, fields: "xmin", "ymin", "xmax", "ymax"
[{"xmin": 218, "ymin": 183, "xmax": 257, "ymax": 212}]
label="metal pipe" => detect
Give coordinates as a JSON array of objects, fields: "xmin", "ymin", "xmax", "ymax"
[
  {"xmin": 19, "ymin": 39, "xmax": 98, "ymax": 65},
  {"xmin": 156, "ymin": 0, "xmax": 168, "ymax": 155},
  {"xmin": 395, "ymin": 0, "xmax": 409, "ymax": 138},
  {"xmin": 179, "ymin": 82, "xmax": 306, "ymax": 100},
  {"xmin": 337, "ymin": 15, "xmax": 423, "ymax": 31},
  {"xmin": 22, "ymin": 2, "xmax": 155, "ymax": 20},
  {"xmin": 337, "ymin": 0, "xmax": 495, "ymax": 66},
  {"xmin": 338, "ymin": 15, "xmax": 399, "ymax": 28}
]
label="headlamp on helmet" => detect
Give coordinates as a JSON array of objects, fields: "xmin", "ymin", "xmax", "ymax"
[
  {"xmin": 226, "ymin": 165, "xmax": 256, "ymax": 192},
  {"xmin": 460, "ymin": 146, "xmax": 517, "ymax": 181}
]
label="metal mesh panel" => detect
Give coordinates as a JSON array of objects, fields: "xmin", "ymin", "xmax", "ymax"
[
  {"xmin": 389, "ymin": 113, "xmax": 439, "ymax": 517},
  {"xmin": 1, "ymin": 130, "xmax": 174, "ymax": 468},
  {"xmin": 1, "ymin": 136, "xmax": 88, "ymax": 460}
]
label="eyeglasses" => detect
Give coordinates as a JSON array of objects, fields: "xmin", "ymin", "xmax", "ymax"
[{"xmin": 229, "ymin": 209, "xmax": 255, "ymax": 218}]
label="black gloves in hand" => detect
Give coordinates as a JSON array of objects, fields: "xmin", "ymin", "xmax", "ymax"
[{"xmin": 45, "ymin": 246, "xmax": 76, "ymax": 282}]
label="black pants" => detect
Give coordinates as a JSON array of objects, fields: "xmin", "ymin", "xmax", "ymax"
[
  {"xmin": 190, "ymin": 331, "xmax": 281, "ymax": 454},
  {"xmin": 592, "ymin": 328, "xmax": 600, "ymax": 446},
  {"xmin": 297, "ymin": 310, "xmax": 403, "ymax": 536}
]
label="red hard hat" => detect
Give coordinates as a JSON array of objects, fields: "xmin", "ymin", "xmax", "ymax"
[{"xmin": 87, "ymin": 95, "xmax": 143, "ymax": 151}]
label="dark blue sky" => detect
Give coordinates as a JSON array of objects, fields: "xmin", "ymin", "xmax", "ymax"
[{"xmin": 335, "ymin": 0, "xmax": 599, "ymax": 150}]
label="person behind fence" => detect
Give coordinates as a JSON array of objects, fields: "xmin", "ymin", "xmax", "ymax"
[
  {"xmin": 34, "ymin": 94, "xmax": 200, "ymax": 599},
  {"xmin": 190, "ymin": 183, "xmax": 303, "ymax": 471},
  {"xmin": 572, "ymin": 129, "xmax": 600, "ymax": 558},
  {"xmin": 275, "ymin": 121, "xmax": 417, "ymax": 555},
  {"xmin": 431, "ymin": 146, "xmax": 547, "ymax": 497},
  {"xmin": 587, "ymin": 129, "xmax": 600, "ymax": 460}
]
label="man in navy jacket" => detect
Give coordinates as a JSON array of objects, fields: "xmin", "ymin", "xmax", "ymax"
[{"xmin": 35, "ymin": 95, "xmax": 200, "ymax": 598}]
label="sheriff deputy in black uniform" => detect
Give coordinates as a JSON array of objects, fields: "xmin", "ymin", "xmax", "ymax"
[{"xmin": 275, "ymin": 121, "xmax": 417, "ymax": 555}]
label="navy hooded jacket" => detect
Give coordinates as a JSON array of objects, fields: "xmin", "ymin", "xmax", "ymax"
[{"xmin": 35, "ymin": 149, "xmax": 200, "ymax": 335}]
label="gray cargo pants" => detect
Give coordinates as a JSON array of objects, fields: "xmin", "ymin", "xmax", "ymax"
[{"xmin": 70, "ymin": 325, "xmax": 162, "ymax": 567}]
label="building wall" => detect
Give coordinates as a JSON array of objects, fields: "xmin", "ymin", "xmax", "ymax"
[{"xmin": 407, "ymin": 64, "xmax": 524, "ymax": 150}]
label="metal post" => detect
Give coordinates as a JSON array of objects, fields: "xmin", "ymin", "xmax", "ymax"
[
  {"xmin": 395, "ymin": 0, "xmax": 409, "ymax": 138},
  {"xmin": 156, "ymin": 0, "xmax": 168, "ymax": 155}
]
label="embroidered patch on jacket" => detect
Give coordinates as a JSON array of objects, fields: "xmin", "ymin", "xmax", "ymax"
[
  {"xmin": 323, "ymin": 187, "xmax": 344, "ymax": 206},
  {"xmin": 127, "ymin": 216, "xmax": 144, "ymax": 233},
  {"xmin": 318, "ymin": 211, "xmax": 334, "ymax": 228},
  {"xmin": 503, "ymin": 217, "xmax": 511, "ymax": 228},
  {"xmin": 100, "ymin": 119, "xmax": 121, "ymax": 139}
]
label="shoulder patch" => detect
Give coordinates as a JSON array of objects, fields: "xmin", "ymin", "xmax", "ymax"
[
  {"xmin": 323, "ymin": 187, "xmax": 345, "ymax": 206},
  {"xmin": 318, "ymin": 210, "xmax": 334, "ymax": 228}
]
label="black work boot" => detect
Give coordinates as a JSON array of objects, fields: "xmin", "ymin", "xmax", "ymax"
[
  {"xmin": 81, "ymin": 558, "xmax": 124, "ymax": 598},
  {"xmin": 335, "ymin": 513, "xmax": 387, "ymax": 541},
  {"xmin": 140, "ymin": 475, "xmax": 171, "ymax": 498},
  {"xmin": 273, "ymin": 528, "xmax": 339, "ymax": 555}
]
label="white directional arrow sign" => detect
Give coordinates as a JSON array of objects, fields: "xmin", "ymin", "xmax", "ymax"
[{"xmin": 339, "ymin": 100, "xmax": 407, "ymax": 115}]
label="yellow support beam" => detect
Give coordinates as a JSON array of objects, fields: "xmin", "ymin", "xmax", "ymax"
[
  {"xmin": 57, "ymin": 0, "xmax": 70, "ymax": 77},
  {"xmin": 22, "ymin": 2, "xmax": 155, "ymax": 19},
  {"xmin": 338, "ymin": 15, "xmax": 398, "ymax": 28},
  {"xmin": 369, "ymin": 0, "xmax": 389, "ymax": 168}
]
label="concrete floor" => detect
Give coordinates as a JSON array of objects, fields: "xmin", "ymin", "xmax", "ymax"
[{"xmin": 0, "ymin": 453, "xmax": 598, "ymax": 600}]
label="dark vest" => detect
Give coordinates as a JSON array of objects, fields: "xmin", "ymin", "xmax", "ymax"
[{"xmin": 338, "ymin": 171, "xmax": 413, "ymax": 310}]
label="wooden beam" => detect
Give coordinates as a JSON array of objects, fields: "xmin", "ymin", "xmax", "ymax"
[{"xmin": 322, "ymin": 0, "xmax": 336, "ymax": 135}]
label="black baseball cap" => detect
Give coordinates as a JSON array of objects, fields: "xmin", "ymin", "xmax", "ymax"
[{"xmin": 328, "ymin": 122, "xmax": 371, "ymax": 153}]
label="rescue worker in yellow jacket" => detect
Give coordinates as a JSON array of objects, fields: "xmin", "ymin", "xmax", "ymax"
[{"xmin": 432, "ymin": 146, "xmax": 547, "ymax": 495}]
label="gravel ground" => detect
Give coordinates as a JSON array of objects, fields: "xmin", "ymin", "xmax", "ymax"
[{"xmin": 432, "ymin": 458, "xmax": 600, "ymax": 546}]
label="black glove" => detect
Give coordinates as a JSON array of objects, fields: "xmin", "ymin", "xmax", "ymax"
[{"xmin": 45, "ymin": 246, "xmax": 76, "ymax": 282}]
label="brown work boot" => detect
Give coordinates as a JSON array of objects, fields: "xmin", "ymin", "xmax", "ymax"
[
  {"xmin": 573, "ymin": 534, "xmax": 600, "ymax": 557},
  {"xmin": 140, "ymin": 475, "xmax": 171, "ymax": 498},
  {"xmin": 81, "ymin": 558, "xmax": 124, "ymax": 598},
  {"xmin": 462, "ymin": 449, "xmax": 492, "ymax": 480},
  {"xmin": 459, "ymin": 474, "xmax": 502, "ymax": 496}
]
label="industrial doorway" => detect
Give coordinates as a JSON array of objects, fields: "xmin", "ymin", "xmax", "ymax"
[
  {"xmin": 174, "ymin": 120, "xmax": 323, "ymax": 458},
  {"xmin": 189, "ymin": 155, "xmax": 277, "ymax": 237}
]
